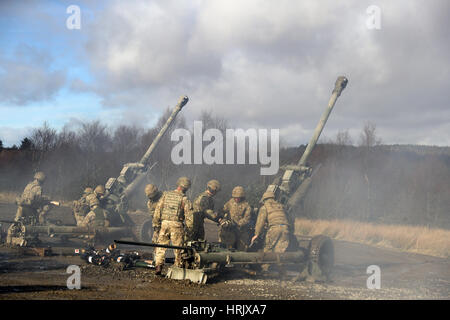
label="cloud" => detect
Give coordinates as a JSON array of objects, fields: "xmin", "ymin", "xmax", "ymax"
[
  {"xmin": 0, "ymin": 45, "xmax": 66, "ymax": 105},
  {"xmin": 2, "ymin": 0, "xmax": 446, "ymax": 146},
  {"xmin": 78, "ymin": 0, "xmax": 450, "ymax": 146}
]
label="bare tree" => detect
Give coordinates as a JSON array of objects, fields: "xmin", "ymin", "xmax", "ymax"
[
  {"xmin": 30, "ymin": 121, "xmax": 57, "ymax": 169},
  {"xmin": 358, "ymin": 121, "xmax": 382, "ymax": 148},
  {"xmin": 335, "ymin": 129, "xmax": 353, "ymax": 146}
]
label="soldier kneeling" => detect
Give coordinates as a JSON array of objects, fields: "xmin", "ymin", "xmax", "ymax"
[{"xmin": 79, "ymin": 197, "xmax": 110, "ymax": 228}]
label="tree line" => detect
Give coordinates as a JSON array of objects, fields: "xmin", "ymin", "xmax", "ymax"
[{"xmin": 1, "ymin": 116, "xmax": 449, "ymax": 229}]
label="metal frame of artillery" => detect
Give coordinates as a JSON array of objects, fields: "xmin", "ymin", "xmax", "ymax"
[
  {"xmin": 114, "ymin": 235, "xmax": 334, "ymax": 284},
  {"xmin": 2, "ymin": 95, "xmax": 189, "ymax": 247},
  {"xmin": 255, "ymin": 76, "xmax": 348, "ymax": 250}
]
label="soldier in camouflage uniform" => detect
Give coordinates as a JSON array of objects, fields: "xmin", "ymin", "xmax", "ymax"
[
  {"xmin": 85, "ymin": 185, "xmax": 106, "ymax": 209},
  {"xmin": 153, "ymin": 177, "xmax": 192, "ymax": 275},
  {"xmin": 185, "ymin": 180, "xmax": 221, "ymax": 242},
  {"xmin": 13, "ymin": 172, "xmax": 50, "ymax": 225},
  {"xmin": 79, "ymin": 196, "xmax": 110, "ymax": 228},
  {"xmin": 82, "ymin": 185, "xmax": 117, "ymax": 226},
  {"xmin": 251, "ymin": 191, "xmax": 291, "ymax": 254},
  {"xmin": 144, "ymin": 184, "xmax": 163, "ymax": 243},
  {"xmin": 72, "ymin": 187, "xmax": 93, "ymax": 226},
  {"xmin": 218, "ymin": 186, "xmax": 253, "ymax": 251},
  {"xmin": 7, "ymin": 172, "xmax": 53, "ymax": 243}
]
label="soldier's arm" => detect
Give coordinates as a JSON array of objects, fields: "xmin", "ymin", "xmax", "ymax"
[
  {"xmin": 254, "ymin": 206, "xmax": 267, "ymax": 238},
  {"xmin": 205, "ymin": 209, "xmax": 219, "ymax": 223},
  {"xmin": 221, "ymin": 201, "xmax": 231, "ymax": 220},
  {"xmin": 183, "ymin": 198, "xmax": 194, "ymax": 230},
  {"xmin": 152, "ymin": 194, "xmax": 164, "ymax": 229},
  {"xmin": 237, "ymin": 204, "xmax": 252, "ymax": 227}
]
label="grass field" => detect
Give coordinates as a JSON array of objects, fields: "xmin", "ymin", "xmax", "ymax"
[
  {"xmin": 0, "ymin": 192, "xmax": 19, "ymax": 204},
  {"xmin": 295, "ymin": 218, "xmax": 450, "ymax": 258}
]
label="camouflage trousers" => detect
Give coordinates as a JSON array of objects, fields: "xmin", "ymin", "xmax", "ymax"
[
  {"xmin": 261, "ymin": 225, "xmax": 290, "ymax": 272},
  {"xmin": 263, "ymin": 225, "xmax": 290, "ymax": 253},
  {"xmin": 74, "ymin": 211, "xmax": 86, "ymax": 227},
  {"xmin": 154, "ymin": 220, "xmax": 185, "ymax": 267},
  {"xmin": 151, "ymin": 226, "xmax": 159, "ymax": 244}
]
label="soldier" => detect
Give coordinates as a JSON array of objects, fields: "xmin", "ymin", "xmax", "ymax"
[
  {"xmin": 218, "ymin": 186, "xmax": 252, "ymax": 251},
  {"xmin": 86, "ymin": 185, "xmax": 106, "ymax": 208},
  {"xmin": 13, "ymin": 171, "xmax": 50, "ymax": 225},
  {"xmin": 144, "ymin": 184, "xmax": 163, "ymax": 243},
  {"xmin": 153, "ymin": 177, "xmax": 192, "ymax": 275},
  {"xmin": 251, "ymin": 191, "xmax": 291, "ymax": 254},
  {"xmin": 72, "ymin": 187, "xmax": 93, "ymax": 226},
  {"xmin": 185, "ymin": 180, "xmax": 221, "ymax": 242},
  {"xmin": 79, "ymin": 196, "xmax": 110, "ymax": 228}
]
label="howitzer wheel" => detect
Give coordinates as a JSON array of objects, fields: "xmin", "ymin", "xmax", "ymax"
[
  {"xmin": 137, "ymin": 219, "xmax": 154, "ymax": 243},
  {"xmin": 308, "ymin": 235, "xmax": 334, "ymax": 277}
]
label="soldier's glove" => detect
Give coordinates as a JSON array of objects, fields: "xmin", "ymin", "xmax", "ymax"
[{"xmin": 250, "ymin": 235, "xmax": 259, "ymax": 247}]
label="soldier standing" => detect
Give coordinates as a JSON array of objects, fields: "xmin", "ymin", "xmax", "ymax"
[
  {"xmin": 153, "ymin": 177, "xmax": 192, "ymax": 275},
  {"xmin": 186, "ymin": 180, "xmax": 221, "ymax": 242},
  {"xmin": 218, "ymin": 186, "xmax": 252, "ymax": 251},
  {"xmin": 72, "ymin": 187, "xmax": 93, "ymax": 226},
  {"xmin": 144, "ymin": 184, "xmax": 163, "ymax": 243},
  {"xmin": 251, "ymin": 191, "xmax": 291, "ymax": 254}
]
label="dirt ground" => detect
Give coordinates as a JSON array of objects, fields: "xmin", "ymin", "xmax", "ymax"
[{"xmin": 0, "ymin": 203, "xmax": 449, "ymax": 300}]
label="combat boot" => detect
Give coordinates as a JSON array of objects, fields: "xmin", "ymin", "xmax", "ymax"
[{"xmin": 155, "ymin": 264, "xmax": 163, "ymax": 276}]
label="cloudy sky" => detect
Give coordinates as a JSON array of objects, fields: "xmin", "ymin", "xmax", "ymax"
[{"xmin": 0, "ymin": 0, "xmax": 449, "ymax": 147}]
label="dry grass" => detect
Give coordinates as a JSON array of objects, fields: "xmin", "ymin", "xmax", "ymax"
[
  {"xmin": 0, "ymin": 192, "xmax": 20, "ymax": 204},
  {"xmin": 295, "ymin": 218, "xmax": 450, "ymax": 258},
  {"xmin": 0, "ymin": 192, "xmax": 72, "ymax": 207}
]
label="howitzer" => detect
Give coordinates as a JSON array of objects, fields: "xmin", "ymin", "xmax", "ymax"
[
  {"xmin": 101, "ymin": 95, "xmax": 189, "ymax": 229},
  {"xmin": 253, "ymin": 76, "xmax": 347, "ymax": 252},
  {"xmin": 3, "ymin": 219, "xmax": 133, "ymax": 247},
  {"xmin": 263, "ymin": 76, "xmax": 348, "ymax": 208},
  {"xmin": 4, "ymin": 96, "xmax": 189, "ymax": 247},
  {"xmin": 114, "ymin": 235, "xmax": 334, "ymax": 284}
]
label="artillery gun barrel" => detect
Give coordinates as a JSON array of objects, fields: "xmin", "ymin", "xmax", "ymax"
[
  {"xmin": 195, "ymin": 250, "xmax": 309, "ymax": 267},
  {"xmin": 139, "ymin": 95, "xmax": 189, "ymax": 166},
  {"xmin": 22, "ymin": 225, "xmax": 131, "ymax": 237},
  {"xmin": 114, "ymin": 239, "xmax": 188, "ymax": 251},
  {"xmin": 0, "ymin": 220, "xmax": 16, "ymax": 224},
  {"xmin": 297, "ymin": 76, "xmax": 348, "ymax": 167}
]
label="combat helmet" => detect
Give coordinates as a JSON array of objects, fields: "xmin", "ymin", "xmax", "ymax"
[
  {"xmin": 261, "ymin": 191, "xmax": 275, "ymax": 202},
  {"xmin": 232, "ymin": 186, "xmax": 245, "ymax": 198},
  {"xmin": 207, "ymin": 179, "xmax": 221, "ymax": 193},
  {"xmin": 84, "ymin": 187, "xmax": 93, "ymax": 194},
  {"xmin": 89, "ymin": 196, "xmax": 100, "ymax": 208},
  {"xmin": 145, "ymin": 184, "xmax": 158, "ymax": 198},
  {"xmin": 34, "ymin": 171, "xmax": 46, "ymax": 183},
  {"xmin": 94, "ymin": 185, "xmax": 105, "ymax": 195},
  {"xmin": 177, "ymin": 177, "xmax": 191, "ymax": 190}
]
